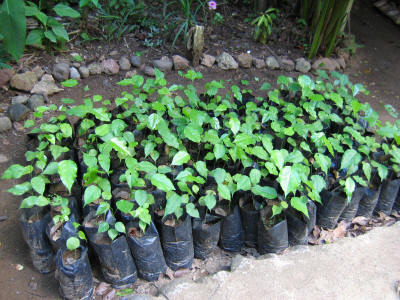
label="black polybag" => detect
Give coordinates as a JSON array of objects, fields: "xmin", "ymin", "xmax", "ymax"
[
  {"xmin": 285, "ymin": 200, "xmax": 317, "ymax": 245},
  {"xmin": 357, "ymin": 186, "xmax": 381, "ymax": 218},
  {"xmin": 159, "ymin": 214, "xmax": 194, "ymax": 271},
  {"xmin": 46, "ymin": 218, "xmax": 80, "ymax": 252},
  {"xmin": 88, "ymin": 233, "xmax": 137, "ymax": 287},
  {"xmin": 339, "ymin": 187, "xmax": 365, "ymax": 222},
  {"xmin": 239, "ymin": 199, "xmax": 259, "ymax": 248},
  {"xmin": 258, "ymin": 214, "xmax": 289, "ymax": 254},
  {"xmin": 374, "ymin": 179, "xmax": 400, "ymax": 215},
  {"xmin": 55, "ymin": 246, "xmax": 93, "ymax": 300},
  {"xmin": 317, "ymin": 191, "xmax": 347, "ymax": 229},
  {"xmin": 19, "ymin": 207, "xmax": 55, "ymax": 274},
  {"xmin": 192, "ymin": 214, "xmax": 221, "ymax": 259},
  {"xmin": 83, "ymin": 210, "xmax": 116, "ymax": 240},
  {"xmin": 126, "ymin": 221, "xmax": 167, "ymax": 281},
  {"xmin": 218, "ymin": 205, "xmax": 244, "ymax": 252}
]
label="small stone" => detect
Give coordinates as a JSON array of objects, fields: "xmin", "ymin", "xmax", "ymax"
[
  {"xmin": 27, "ymin": 94, "xmax": 45, "ymax": 111},
  {"xmin": 125, "ymin": 70, "xmax": 137, "ymax": 78},
  {"xmin": 280, "ymin": 58, "xmax": 295, "ymax": 72},
  {"xmin": 172, "ymin": 55, "xmax": 190, "ymax": 70},
  {"xmin": 102, "ymin": 79, "xmax": 112, "ymax": 89},
  {"xmin": 237, "ymin": 53, "xmax": 253, "ymax": 68},
  {"xmin": 101, "ymin": 59, "xmax": 120, "ymax": 75},
  {"xmin": 31, "ymin": 74, "xmax": 63, "ymax": 95},
  {"xmin": 152, "ymin": 56, "xmax": 173, "ymax": 72},
  {"xmin": 79, "ymin": 66, "xmax": 90, "ymax": 78},
  {"xmin": 13, "ymin": 122, "xmax": 24, "ymax": 131},
  {"xmin": 69, "ymin": 67, "xmax": 81, "ymax": 79},
  {"xmin": 143, "ymin": 66, "xmax": 155, "ymax": 77},
  {"xmin": 336, "ymin": 57, "xmax": 346, "ymax": 69},
  {"xmin": 201, "ymin": 54, "xmax": 216, "ymax": 67},
  {"xmin": 55, "ymin": 57, "xmax": 70, "ymax": 65},
  {"xmin": 265, "ymin": 56, "xmax": 280, "ymax": 70},
  {"xmin": 11, "ymin": 95, "xmax": 29, "ymax": 105},
  {"xmin": 216, "ymin": 52, "xmax": 238, "ymax": 70},
  {"xmin": 0, "ymin": 68, "xmax": 15, "ymax": 88},
  {"xmin": 119, "ymin": 56, "xmax": 131, "ymax": 71},
  {"xmin": 130, "ymin": 55, "xmax": 142, "ymax": 67},
  {"xmin": 312, "ymin": 58, "xmax": 339, "ymax": 72},
  {"xmin": 0, "ymin": 154, "xmax": 9, "ymax": 163},
  {"xmin": 337, "ymin": 49, "xmax": 350, "ymax": 62},
  {"xmin": 72, "ymin": 62, "xmax": 81, "ymax": 68},
  {"xmin": 7, "ymin": 104, "xmax": 30, "ymax": 122},
  {"xmin": 109, "ymin": 50, "xmax": 118, "ymax": 56},
  {"xmin": 88, "ymin": 62, "xmax": 102, "ymax": 75},
  {"xmin": 0, "ymin": 117, "xmax": 12, "ymax": 132},
  {"xmin": 295, "ymin": 58, "xmax": 311, "ymax": 73},
  {"xmin": 32, "ymin": 66, "xmax": 44, "ymax": 80},
  {"xmin": 52, "ymin": 63, "xmax": 70, "ymax": 81},
  {"xmin": 253, "ymin": 58, "xmax": 265, "ymax": 69},
  {"xmin": 10, "ymin": 72, "xmax": 38, "ymax": 91}
]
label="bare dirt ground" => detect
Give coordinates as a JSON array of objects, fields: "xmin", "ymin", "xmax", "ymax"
[{"xmin": 0, "ymin": 0, "xmax": 399, "ymax": 299}]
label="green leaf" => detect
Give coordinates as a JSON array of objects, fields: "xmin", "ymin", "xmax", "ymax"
[
  {"xmin": 26, "ymin": 29, "xmax": 43, "ymax": 45},
  {"xmin": 195, "ymin": 161, "xmax": 208, "ymax": 178},
  {"xmin": 371, "ymin": 160, "xmax": 388, "ymax": 182},
  {"xmin": 314, "ymin": 153, "xmax": 331, "ymax": 175},
  {"xmin": 24, "ymin": 119, "xmax": 35, "ymax": 128},
  {"xmin": 251, "ymin": 185, "xmax": 277, "ymax": 199},
  {"xmin": 98, "ymin": 153, "xmax": 110, "ymax": 172},
  {"xmin": 2, "ymin": 164, "xmax": 33, "ymax": 179},
  {"xmin": 278, "ymin": 165, "xmax": 301, "ymax": 197},
  {"xmin": 59, "ymin": 123, "xmax": 72, "ymax": 138},
  {"xmin": 251, "ymin": 146, "xmax": 268, "ymax": 160},
  {"xmin": 228, "ymin": 117, "xmax": 240, "ymax": 135},
  {"xmin": 134, "ymin": 190, "xmax": 148, "ymax": 206},
  {"xmin": 344, "ymin": 177, "xmax": 356, "ymax": 203},
  {"xmin": 61, "ymin": 79, "xmax": 78, "ymax": 88},
  {"xmin": 362, "ymin": 162, "xmax": 371, "ymax": 182},
  {"xmin": 50, "ymin": 145, "xmax": 69, "ymax": 161},
  {"xmin": 44, "ymin": 30, "xmax": 57, "ymax": 43},
  {"xmin": 341, "ymin": 149, "xmax": 362, "ymax": 173},
  {"xmin": 53, "ymin": 3, "xmax": 81, "ymax": 18},
  {"xmin": 217, "ymin": 184, "xmax": 231, "ymax": 200},
  {"xmin": 7, "ymin": 182, "xmax": 32, "ymax": 195},
  {"xmin": 214, "ymin": 143, "xmax": 226, "ymax": 160},
  {"xmin": 200, "ymin": 193, "xmax": 216, "ymax": 211},
  {"xmin": 66, "ymin": 237, "xmax": 80, "ymax": 251},
  {"xmin": 184, "ymin": 123, "xmax": 203, "ymax": 143},
  {"xmin": 31, "ymin": 176, "xmax": 46, "ymax": 195},
  {"xmin": 151, "ymin": 174, "xmax": 175, "ymax": 192},
  {"xmin": 234, "ymin": 174, "xmax": 251, "ymax": 191},
  {"xmin": 291, "ymin": 196, "xmax": 309, "ymax": 218},
  {"xmin": 271, "ymin": 149, "xmax": 289, "ymax": 170},
  {"xmin": 96, "ymin": 202, "xmax": 110, "ymax": 215},
  {"xmin": 353, "ymin": 175, "xmax": 367, "ymax": 187},
  {"xmin": 95, "ymin": 124, "xmax": 110, "ymax": 137},
  {"xmin": 164, "ymin": 192, "xmax": 182, "ymax": 217},
  {"xmin": 116, "ymin": 200, "xmax": 134, "ymax": 214},
  {"xmin": 311, "ymin": 175, "xmax": 326, "ymax": 193},
  {"xmin": 186, "ymin": 203, "xmax": 199, "ymax": 218},
  {"xmin": 98, "ymin": 222, "xmax": 109, "ymax": 233},
  {"xmin": 171, "ymin": 151, "xmax": 190, "ymax": 166},
  {"xmin": 115, "ymin": 222, "xmax": 126, "ymax": 233},
  {"xmin": 234, "ymin": 133, "xmax": 255, "ymax": 148},
  {"xmin": 249, "ymin": 169, "xmax": 261, "ymax": 185},
  {"xmin": 84, "ymin": 185, "xmax": 101, "ymax": 206},
  {"xmin": 58, "ymin": 160, "xmax": 77, "ymax": 193},
  {"xmin": 211, "ymin": 168, "xmax": 226, "ymax": 184}
]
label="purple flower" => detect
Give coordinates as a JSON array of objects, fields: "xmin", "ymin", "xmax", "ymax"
[{"xmin": 208, "ymin": 1, "xmax": 217, "ymax": 10}]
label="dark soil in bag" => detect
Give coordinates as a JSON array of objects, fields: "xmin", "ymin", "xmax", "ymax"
[
  {"xmin": 88, "ymin": 233, "xmax": 137, "ymax": 287},
  {"xmin": 19, "ymin": 207, "xmax": 55, "ymax": 274},
  {"xmin": 258, "ymin": 208, "xmax": 289, "ymax": 254},
  {"xmin": 55, "ymin": 246, "xmax": 93, "ymax": 300},
  {"xmin": 46, "ymin": 219, "xmax": 80, "ymax": 252},
  {"xmin": 239, "ymin": 198, "xmax": 259, "ymax": 248},
  {"xmin": 159, "ymin": 214, "xmax": 194, "ymax": 271},
  {"xmin": 374, "ymin": 179, "xmax": 400, "ymax": 215},
  {"xmin": 357, "ymin": 185, "xmax": 382, "ymax": 218},
  {"xmin": 217, "ymin": 205, "xmax": 244, "ymax": 252},
  {"xmin": 285, "ymin": 200, "xmax": 316, "ymax": 245},
  {"xmin": 317, "ymin": 191, "xmax": 347, "ymax": 229},
  {"xmin": 339, "ymin": 187, "xmax": 366, "ymax": 222},
  {"xmin": 192, "ymin": 214, "xmax": 221, "ymax": 259},
  {"xmin": 126, "ymin": 221, "xmax": 167, "ymax": 281},
  {"xmin": 83, "ymin": 210, "xmax": 116, "ymax": 240}
]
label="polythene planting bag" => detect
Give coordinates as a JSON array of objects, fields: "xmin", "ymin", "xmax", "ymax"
[
  {"xmin": 239, "ymin": 200, "xmax": 259, "ymax": 248},
  {"xmin": 19, "ymin": 207, "xmax": 55, "ymax": 274},
  {"xmin": 83, "ymin": 210, "xmax": 116, "ymax": 240},
  {"xmin": 46, "ymin": 218, "xmax": 80, "ymax": 252},
  {"xmin": 219, "ymin": 205, "xmax": 244, "ymax": 252},
  {"xmin": 55, "ymin": 246, "xmax": 93, "ymax": 300},
  {"xmin": 126, "ymin": 221, "xmax": 167, "ymax": 281},
  {"xmin": 285, "ymin": 200, "xmax": 317, "ymax": 245},
  {"xmin": 317, "ymin": 191, "xmax": 347, "ymax": 229},
  {"xmin": 339, "ymin": 187, "xmax": 366, "ymax": 222},
  {"xmin": 357, "ymin": 186, "xmax": 382, "ymax": 218},
  {"xmin": 258, "ymin": 217, "xmax": 289, "ymax": 254},
  {"xmin": 192, "ymin": 214, "xmax": 221, "ymax": 259},
  {"xmin": 374, "ymin": 179, "xmax": 400, "ymax": 215},
  {"xmin": 88, "ymin": 233, "xmax": 137, "ymax": 287},
  {"xmin": 159, "ymin": 214, "xmax": 194, "ymax": 271}
]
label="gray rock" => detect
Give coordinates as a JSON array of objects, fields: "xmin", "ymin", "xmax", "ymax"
[
  {"xmin": 253, "ymin": 58, "xmax": 266, "ymax": 69},
  {"xmin": 69, "ymin": 67, "xmax": 81, "ymax": 79},
  {"xmin": 173, "ymin": 55, "xmax": 190, "ymax": 70},
  {"xmin": 125, "ymin": 70, "xmax": 137, "ymax": 78},
  {"xmin": 27, "ymin": 94, "xmax": 45, "ymax": 111},
  {"xmin": 216, "ymin": 52, "xmax": 238, "ymax": 70},
  {"xmin": 52, "ymin": 63, "xmax": 70, "ymax": 81},
  {"xmin": 101, "ymin": 59, "xmax": 120, "ymax": 75},
  {"xmin": 54, "ymin": 57, "xmax": 70, "ymax": 65},
  {"xmin": 0, "ymin": 153, "xmax": 9, "ymax": 163},
  {"xmin": 336, "ymin": 57, "xmax": 346, "ymax": 69},
  {"xmin": 201, "ymin": 54, "xmax": 216, "ymax": 67},
  {"xmin": 72, "ymin": 62, "xmax": 81, "ymax": 68},
  {"xmin": 88, "ymin": 62, "xmax": 102, "ymax": 75},
  {"xmin": 119, "ymin": 56, "xmax": 131, "ymax": 71},
  {"xmin": 143, "ymin": 66, "xmax": 155, "ymax": 77},
  {"xmin": 265, "ymin": 56, "xmax": 279, "ymax": 70},
  {"xmin": 295, "ymin": 58, "xmax": 311, "ymax": 73},
  {"xmin": 130, "ymin": 55, "xmax": 142, "ymax": 67},
  {"xmin": 7, "ymin": 104, "xmax": 30, "ymax": 122},
  {"xmin": 152, "ymin": 56, "xmax": 173, "ymax": 71},
  {"xmin": 30, "ymin": 74, "xmax": 63, "ymax": 95},
  {"xmin": 32, "ymin": 66, "xmax": 44, "ymax": 80},
  {"xmin": 237, "ymin": 53, "xmax": 253, "ymax": 68},
  {"xmin": 0, "ymin": 117, "xmax": 12, "ymax": 132},
  {"xmin": 11, "ymin": 95, "xmax": 29, "ymax": 105},
  {"xmin": 10, "ymin": 71, "xmax": 38, "ymax": 91},
  {"xmin": 0, "ymin": 68, "xmax": 15, "ymax": 88},
  {"xmin": 79, "ymin": 66, "xmax": 90, "ymax": 78},
  {"xmin": 312, "ymin": 58, "xmax": 339, "ymax": 72},
  {"xmin": 281, "ymin": 58, "xmax": 295, "ymax": 72},
  {"xmin": 121, "ymin": 295, "xmax": 157, "ymax": 300}
]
